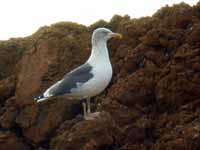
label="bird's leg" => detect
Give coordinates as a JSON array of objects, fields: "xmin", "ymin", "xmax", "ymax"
[
  {"xmin": 82, "ymin": 102, "xmax": 87, "ymax": 119},
  {"xmin": 86, "ymin": 97, "xmax": 100, "ymax": 119},
  {"xmin": 83, "ymin": 101, "xmax": 94, "ymax": 120},
  {"xmin": 83, "ymin": 98, "xmax": 100, "ymax": 120},
  {"xmin": 86, "ymin": 97, "xmax": 91, "ymax": 114}
]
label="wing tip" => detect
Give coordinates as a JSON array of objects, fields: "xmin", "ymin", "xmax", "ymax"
[{"xmin": 34, "ymin": 95, "xmax": 48, "ymax": 103}]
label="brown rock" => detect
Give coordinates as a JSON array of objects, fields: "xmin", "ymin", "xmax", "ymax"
[
  {"xmin": 102, "ymin": 99, "xmax": 141, "ymax": 126},
  {"xmin": 153, "ymin": 109, "xmax": 200, "ymax": 150},
  {"xmin": 0, "ymin": 76, "xmax": 15, "ymax": 102},
  {"xmin": 0, "ymin": 107, "xmax": 18, "ymax": 129},
  {"xmin": 108, "ymin": 70, "xmax": 155, "ymax": 107},
  {"xmin": 155, "ymin": 46, "xmax": 200, "ymax": 110},
  {"xmin": 51, "ymin": 112, "xmax": 123, "ymax": 150},
  {"xmin": 153, "ymin": 138, "xmax": 189, "ymax": 150},
  {"xmin": 15, "ymin": 23, "xmax": 90, "ymax": 105},
  {"xmin": 0, "ymin": 131, "xmax": 30, "ymax": 150},
  {"xmin": 120, "ymin": 144, "xmax": 147, "ymax": 150},
  {"xmin": 0, "ymin": 97, "xmax": 18, "ymax": 128},
  {"xmin": 186, "ymin": 23, "xmax": 200, "ymax": 46},
  {"xmin": 16, "ymin": 104, "xmax": 38, "ymax": 128},
  {"xmin": 20, "ymin": 97, "xmax": 80, "ymax": 144},
  {"xmin": 0, "ymin": 38, "xmax": 31, "ymax": 80}
]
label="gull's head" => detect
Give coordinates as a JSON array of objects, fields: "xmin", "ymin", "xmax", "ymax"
[{"xmin": 92, "ymin": 28, "xmax": 122, "ymax": 45}]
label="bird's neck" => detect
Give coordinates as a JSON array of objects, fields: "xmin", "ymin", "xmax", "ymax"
[{"xmin": 87, "ymin": 40, "xmax": 110, "ymax": 64}]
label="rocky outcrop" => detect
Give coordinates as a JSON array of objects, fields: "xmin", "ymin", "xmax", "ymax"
[
  {"xmin": 17, "ymin": 97, "xmax": 81, "ymax": 144},
  {"xmin": 0, "ymin": 37, "xmax": 34, "ymax": 80},
  {"xmin": 0, "ymin": 2, "xmax": 200, "ymax": 150},
  {"xmin": 51, "ymin": 112, "xmax": 123, "ymax": 150},
  {"xmin": 0, "ymin": 76, "xmax": 15, "ymax": 103},
  {"xmin": 0, "ymin": 131, "xmax": 30, "ymax": 150},
  {"xmin": 15, "ymin": 23, "xmax": 90, "ymax": 105}
]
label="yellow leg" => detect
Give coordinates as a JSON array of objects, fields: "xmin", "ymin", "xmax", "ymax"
[{"xmin": 86, "ymin": 98, "xmax": 91, "ymax": 114}]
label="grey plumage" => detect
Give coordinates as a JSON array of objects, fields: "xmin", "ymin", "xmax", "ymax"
[
  {"xmin": 35, "ymin": 63, "xmax": 93, "ymax": 100},
  {"xmin": 53, "ymin": 63, "xmax": 93, "ymax": 95}
]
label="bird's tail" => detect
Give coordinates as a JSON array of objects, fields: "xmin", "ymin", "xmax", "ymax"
[{"xmin": 34, "ymin": 94, "xmax": 48, "ymax": 102}]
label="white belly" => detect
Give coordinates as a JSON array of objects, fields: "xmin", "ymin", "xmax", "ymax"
[{"xmin": 84, "ymin": 67, "xmax": 112, "ymax": 97}]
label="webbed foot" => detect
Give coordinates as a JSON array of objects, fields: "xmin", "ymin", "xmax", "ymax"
[{"xmin": 84, "ymin": 112, "xmax": 100, "ymax": 120}]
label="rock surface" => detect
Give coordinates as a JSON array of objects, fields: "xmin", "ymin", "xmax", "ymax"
[
  {"xmin": 0, "ymin": 131, "xmax": 30, "ymax": 150},
  {"xmin": 0, "ymin": 2, "xmax": 200, "ymax": 150},
  {"xmin": 51, "ymin": 112, "xmax": 123, "ymax": 150},
  {"xmin": 0, "ymin": 76, "xmax": 15, "ymax": 103}
]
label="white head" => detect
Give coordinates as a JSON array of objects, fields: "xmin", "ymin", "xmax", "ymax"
[{"xmin": 92, "ymin": 28, "xmax": 122, "ymax": 46}]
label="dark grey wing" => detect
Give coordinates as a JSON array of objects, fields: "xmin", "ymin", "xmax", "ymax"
[{"xmin": 45, "ymin": 63, "xmax": 93, "ymax": 97}]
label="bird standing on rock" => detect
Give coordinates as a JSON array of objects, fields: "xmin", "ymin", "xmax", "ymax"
[{"xmin": 35, "ymin": 27, "xmax": 122, "ymax": 120}]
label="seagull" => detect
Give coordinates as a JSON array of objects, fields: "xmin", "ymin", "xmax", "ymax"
[{"xmin": 35, "ymin": 27, "xmax": 122, "ymax": 120}]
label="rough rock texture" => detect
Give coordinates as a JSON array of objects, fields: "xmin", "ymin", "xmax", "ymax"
[
  {"xmin": 0, "ymin": 76, "xmax": 16, "ymax": 103},
  {"xmin": 0, "ymin": 131, "xmax": 30, "ymax": 150},
  {"xmin": 0, "ymin": 2, "xmax": 200, "ymax": 150},
  {"xmin": 51, "ymin": 112, "xmax": 123, "ymax": 150},
  {"xmin": 17, "ymin": 97, "xmax": 81, "ymax": 144},
  {"xmin": 15, "ymin": 23, "xmax": 90, "ymax": 105},
  {"xmin": 0, "ymin": 38, "xmax": 33, "ymax": 80}
]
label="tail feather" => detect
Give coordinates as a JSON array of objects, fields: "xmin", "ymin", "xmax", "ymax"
[{"xmin": 34, "ymin": 95, "xmax": 48, "ymax": 102}]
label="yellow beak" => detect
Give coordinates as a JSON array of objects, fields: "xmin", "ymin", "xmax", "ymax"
[{"xmin": 110, "ymin": 33, "xmax": 123, "ymax": 39}]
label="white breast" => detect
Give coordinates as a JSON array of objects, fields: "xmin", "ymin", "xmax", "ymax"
[
  {"xmin": 84, "ymin": 62, "xmax": 112, "ymax": 97},
  {"xmin": 68, "ymin": 40, "xmax": 113, "ymax": 98}
]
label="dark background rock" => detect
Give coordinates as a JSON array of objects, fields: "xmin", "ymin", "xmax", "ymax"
[
  {"xmin": 0, "ymin": 76, "xmax": 16, "ymax": 103},
  {"xmin": 0, "ymin": 131, "xmax": 30, "ymax": 150},
  {"xmin": 0, "ymin": 2, "xmax": 200, "ymax": 150}
]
